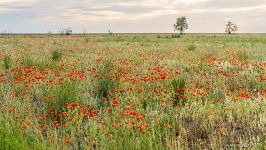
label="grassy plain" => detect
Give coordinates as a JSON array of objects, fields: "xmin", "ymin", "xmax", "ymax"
[{"xmin": 0, "ymin": 34, "xmax": 266, "ymax": 149}]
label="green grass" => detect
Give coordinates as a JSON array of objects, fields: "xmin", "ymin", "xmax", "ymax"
[
  {"xmin": 3, "ymin": 54, "xmax": 11, "ymax": 69},
  {"xmin": 0, "ymin": 34, "xmax": 265, "ymax": 149},
  {"xmin": 51, "ymin": 50, "xmax": 62, "ymax": 61}
]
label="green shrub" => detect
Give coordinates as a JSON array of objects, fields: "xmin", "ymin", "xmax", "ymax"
[
  {"xmin": 187, "ymin": 44, "xmax": 197, "ymax": 51},
  {"xmin": 95, "ymin": 59, "xmax": 117, "ymax": 108},
  {"xmin": 23, "ymin": 56, "xmax": 34, "ymax": 67},
  {"xmin": 51, "ymin": 50, "xmax": 62, "ymax": 61},
  {"xmin": 48, "ymin": 81, "xmax": 78, "ymax": 117}
]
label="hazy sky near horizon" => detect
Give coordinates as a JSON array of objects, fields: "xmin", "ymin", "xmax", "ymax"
[{"xmin": 0, "ymin": 0, "xmax": 266, "ymax": 33}]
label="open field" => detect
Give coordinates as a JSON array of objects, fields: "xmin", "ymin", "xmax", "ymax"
[{"xmin": 0, "ymin": 34, "xmax": 266, "ymax": 149}]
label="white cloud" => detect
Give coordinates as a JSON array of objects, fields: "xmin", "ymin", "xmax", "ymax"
[
  {"xmin": 0, "ymin": 0, "xmax": 39, "ymax": 5},
  {"xmin": 0, "ymin": 0, "xmax": 41, "ymax": 13},
  {"xmin": 1, "ymin": 0, "xmax": 266, "ymax": 33}
]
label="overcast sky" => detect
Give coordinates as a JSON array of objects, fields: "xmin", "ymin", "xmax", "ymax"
[{"xmin": 0, "ymin": 0, "xmax": 265, "ymax": 33}]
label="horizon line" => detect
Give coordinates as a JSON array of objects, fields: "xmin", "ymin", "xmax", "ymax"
[{"xmin": 1, "ymin": 32, "xmax": 266, "ymax": 35}]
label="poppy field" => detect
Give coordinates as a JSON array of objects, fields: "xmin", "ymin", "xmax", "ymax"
[{"xmin": 0, "ymin": 34, "xmax": 266, "ymax": 149}]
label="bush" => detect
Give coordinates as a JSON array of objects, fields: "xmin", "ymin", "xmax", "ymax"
[
  {"xmin": 23, "ymin": 56, "xmax": 34, "ymax": 67},
  {"xmin": 48, "ymin": 81, "xmax": 78, "ymax": 117},
  {"xmin": 187, "ymin": 44, "xmax": 197, "ymax": 51},
  {"xmin": 95, "ymin": 59, "xmax": 117, "ymax": 108},
  {"xmin": 51, "ymin": 50, "xmax": 62, "ymax": 61}
]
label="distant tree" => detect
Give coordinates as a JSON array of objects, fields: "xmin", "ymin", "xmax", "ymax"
[
  {"xmin": 65, "ymin": 27, "xmax": 72, "ymax": 35},
  {"xmin": 82, "ymin": 28, "xmax": 86, "ymax": 36},
  {"xmin": 47, "ymin": 30, "xmax": 52, "ymax": 37},
  {"xmin": 59, "ymin": 27, "xmax": 65, "ymax": 35},
  {"xmin": 47, "ymin": 30, "xmax": 52, "ymax": 34},
  {"xmin": 1, "ymin": 29, "xmax": 10, "ymax": 35},
  {"xmin": 225, "ymin": 21, "xmax": 238, "ymax": 34},
  {"xmin": 173, "ymin": 17, "xmax": 188, "ymax": 34},
  {"xmin": 107, "ymin": 28, "xmax": 113, "ymax": 35},
  {"xmin": 59, "ymin": 27, "xmax": 72, "ymax": 35}
]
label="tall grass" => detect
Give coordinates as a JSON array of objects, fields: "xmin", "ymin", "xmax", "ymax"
[
  {"xmin": 171, "ymin": 75, "xmax": 187, "ymax": 107},
  {"xmin": 238, "ymin": 50, "xmax": 249, "ymax": 62},
  {"xmin": 0, "ymin": 111, "xmax": 44, "ymax": 150},
  {"xmin": 48, "ymin": 81, "xmax": 78, "ymax": 116},
  {"xmin": 4, "ymin": 55, "xmax": 11, "ymax": 69},
  {"xmin": 23, "ymin": 56, "xmax": 57, "ymax": 69},
  {"xmin": 95, "ymin": 59, "xmax": 117, "ymax": 108},
  {"xmin": 187, "ymin": 43, "xmax": 197, "ymax": 51},
  {"xmin": 51, "ymin": 50, "xmax": 62, "ymax": 61}
]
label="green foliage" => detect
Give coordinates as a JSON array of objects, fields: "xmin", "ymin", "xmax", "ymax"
[
  {"xmin": 0, "ymin": 115, "xmax": 43, "ymax": 150},
  {"xmin": 23, "ymin": 56, "xmax": 34, "ymax": 67},
  {"xmin": 225, "ymin": 21, "xmax": 238, "ymax": 34},
  {"xmin": 0, "ymin": 121, "xmax": 27, "ymax": 150},
  {"xmin": 3, "ymin": 54, "xmax": 11, "ymax": 69},
  {"xmin": 35, "ymin": 59, "xmax": 57, "ymax": 70},
  {"xmin": 96, "ymin": 78, "xmax": 113, "ymax": 108},
  {"xmin": 187, "ymin": 43, "xmax": 197, "ymax": 51},
  {"xmin": 1, "ymin": 34, "xmax": 266, "ymax": 149},
  {"xmin": 95, "ymin": 59, "xmax": 117, "ymax": 108},
  {"xmin": 238, "ymin": 50, "xmax": 249, "ymax": 62},
  {"xmin": 23, "ymin": 56, "xmax": 57, "ymax": 69},
  {"xmin": 173, "ymin": 16, "xmax": 188, "ymax": 34},
  {"xmin": 171, "ymin": 75, "xmax": 187, "ymax": 107},
  {"xmin": 51, "ymin": 50, "xmax": 62, "ymax": 61},
  {"xmin": 211, "ymin": 88, "xmax": 226, "ymax": 102},
  {"xmin": 48, "ymin": 81, "xmax": 78, "ymax": 116}
]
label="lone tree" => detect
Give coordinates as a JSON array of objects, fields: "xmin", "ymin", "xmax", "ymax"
[
  {"xmin": 173, "ymin": 17, "xmax": 188, "ymax": 34},
  {"xmin": 65, "ymin": 27, "xmax": 72, "ymax": 35},
  {"xmin": 107, "ymin": 28, "xmax": 113, "ymax": 35},
  {"xmin": 59, "ymin": 27, "xmax": 72, "ymax": 35},
  {"xmin": 225, "ymin": 21, "xmax": 238, "ymax": 34}
]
